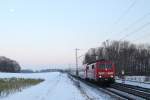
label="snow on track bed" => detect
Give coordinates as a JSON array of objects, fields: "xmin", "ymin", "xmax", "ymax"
[
  {"xmin": 69, "ymin": 75, "xmax": 126, "ymax": 100},
  {"xmin": 0, "ymin": 72, "xmax": 85, "ymax": 100}
]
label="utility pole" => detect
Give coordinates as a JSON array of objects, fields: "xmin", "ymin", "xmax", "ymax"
[{"xmin": 75, "ymin": 48, "xmax": 79, "ymax": 76}]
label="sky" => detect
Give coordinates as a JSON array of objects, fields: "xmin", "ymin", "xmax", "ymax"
[{"xmin": 0, "ymin": 0, "xmax": 150, "ymax": 69}]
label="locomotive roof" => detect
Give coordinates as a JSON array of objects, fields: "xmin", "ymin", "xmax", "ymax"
[{"xmin": 86, "ymin": 59, "xmax": 109, "ymax": 65}]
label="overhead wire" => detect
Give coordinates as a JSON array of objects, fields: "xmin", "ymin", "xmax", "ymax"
[
  {"xmin": 110, "ymin": 1, "xmax": 150, "ymax": 42},
  {"xmin": 115, "ymin": 12, "xmax": 150, "ymax": 35},
  {"xmin": 132, "ymin": 32, "xmax": 150, "ymax": 42},
  {"xmin": 95, "ymin": 1, "xmax": 149, "ymax": 48},
  {"xmin": 119, "ymin": 22, "xmax": 150, "ymax": 41},
  {"xmin": 104, "ymin": 0, "xmax": 138, "ymax": 41},
  {"xmin": 114, "ymin": 0, "xmax": 137, "ymax": 24}
]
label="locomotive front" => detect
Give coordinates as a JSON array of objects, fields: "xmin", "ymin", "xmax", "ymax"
[{"xmin": 96, "ymin": 61, "xmax": 115, "ymax": 83}]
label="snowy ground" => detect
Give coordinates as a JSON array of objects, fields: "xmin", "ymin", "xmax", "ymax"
[
  {"xmin": 0, "ymin": 72, "xmax": 85, "ymax": 100},
  {"xmin": 116, "ymin": 78, "xmax": 150, "ymax": 89},
  {"xmin": 69, "ymin": 76, "xmax": 119, "ymax": 100},
  {"xmin": 0, "ymin": 72, "xmax": 116, "ymax": 100}
]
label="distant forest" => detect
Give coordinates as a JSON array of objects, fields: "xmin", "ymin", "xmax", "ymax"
[
  {"xmin": 83, "ymin": 40, "xmax": 150, "ymax": 76},
  {"xmin": 0, "ymin": 56, "xmax": 21, "ymax": 72}
]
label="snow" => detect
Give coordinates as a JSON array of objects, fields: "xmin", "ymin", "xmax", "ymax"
[
  {"xmin": 70, "ymin": 78, "xmax": 118, "ymax": 100},
  {"xmin": 0, "ymin": 72, "xmax": 85, "ymax": 100},
  {"xmin": 116, "ymin": 76, "xmax": 150, "ymax": 83},
  {"xmin": 0, "ymin": 72, "xmax": 118, "ymax": 100},
  {"xmin": 116, "ymin": 76, "xmax": 150, "ymax": 89},
  {"xmin": 0, "ymin": 72, "xmax": 149, "ymax": 100},
  {"xmin": 107, "ymin": 88, "xmax": 145, "ymax": 100}
]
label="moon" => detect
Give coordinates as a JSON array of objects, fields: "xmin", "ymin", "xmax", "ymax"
[{"xmin": 9, "ymin": 9, "xmax": 15, "ymax": 13}]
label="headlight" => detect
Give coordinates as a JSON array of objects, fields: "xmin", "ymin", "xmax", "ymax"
[
  {"xmin": 111, "ymin": 75, "xmax": 114, "ymax": 78},
  {"xmin": 99, "ymin": 76, "xmax": 102, "ymax": 78}
]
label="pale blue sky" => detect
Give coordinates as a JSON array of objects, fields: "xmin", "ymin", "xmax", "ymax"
[{"xmin": 0, "ymin": 0, "xmax": 150, "ymax": 69}]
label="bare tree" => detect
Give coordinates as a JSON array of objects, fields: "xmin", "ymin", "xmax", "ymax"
[{"xmin": 83, "ymin": 40, "xmax": 150, "ymax": 76}]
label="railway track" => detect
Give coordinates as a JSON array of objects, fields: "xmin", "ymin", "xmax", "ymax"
[
  {"xmin": 69, "ymin": 74, "xmax": 128, "ymax": 100},
  {"xmin": 110, "ymin": 83, "xmax": 150, "ymax": 100},
  {"xmin": 69, "ymin": 74, "xmax": 150, "ymax": 100},
  {"xmin": 112, "ymin": 82, "xmax": 150, "ymax": 93}
]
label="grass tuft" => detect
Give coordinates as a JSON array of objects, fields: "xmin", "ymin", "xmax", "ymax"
[{"xmin": 0, "ymin": 78, "xmax": 44, "ymax": 97}]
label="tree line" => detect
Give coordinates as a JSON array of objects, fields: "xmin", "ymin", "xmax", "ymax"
[
  {"xmin": 0, "ymin": 56, "xmax": 21, "ymax": 72},
  {"xmin": 83, "ymin": 40, "xmax": 150, "ymax": 76}
]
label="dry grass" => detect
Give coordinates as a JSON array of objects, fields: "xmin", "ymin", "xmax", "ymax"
[{"xmin": 0, "ymin": 78, "xmax": 44, "ymax": 97}]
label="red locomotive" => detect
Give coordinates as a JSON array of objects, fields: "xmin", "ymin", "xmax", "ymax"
[
  {"xmin": 70, "ymin": 59, "xmax": 115, "ymax": 84},
  {"xmin": 71, "ymin": 59, "xmax": 115, "ymax": 85},
  {"xmin": 83, "ymin": 60, "xmax": 115, "ymax": 84}
]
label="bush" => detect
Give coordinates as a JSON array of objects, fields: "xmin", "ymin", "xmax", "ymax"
[{"xmin": 0, "ymin": 56, "xmax": 21, "ymax": 72}]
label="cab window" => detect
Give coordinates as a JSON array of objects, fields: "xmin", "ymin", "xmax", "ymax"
[
  {"xmin": 92, "ymin": 65, "xmax": 94, "ymax": 69},
  {"xmin": 98, "ymin": 64, "xmax": 112, "ymax": 69},
  {"xmin": 86, "ymin": 66, "xmax": 89, "ymax": 70}
]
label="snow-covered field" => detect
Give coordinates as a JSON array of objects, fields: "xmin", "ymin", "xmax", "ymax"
[
  {"xmin": 0, "ymin": 72, "xmax": 116, "ymax": 100},
  {"xmin": 0, "ymin": 72, "xmax": 149, "ymax": 100},
  {"xmin": 0, "ymin": 72, "xmax": 85, "ymax": 100}
]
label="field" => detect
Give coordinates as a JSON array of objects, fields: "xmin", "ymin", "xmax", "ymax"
[
  {"xmin": 0, "ymin": 72, "xmax": 117, "ymax": 100},
  {"xmin": 0, "ymin": 78, "xmax": 44, "ymax": 97}
]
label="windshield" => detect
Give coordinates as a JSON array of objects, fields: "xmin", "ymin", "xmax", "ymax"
[{"xmin": 98, "ymin": 64, "xmax": 112, "ymax": 69}]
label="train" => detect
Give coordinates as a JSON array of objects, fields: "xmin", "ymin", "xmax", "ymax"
[{"xmin": 70, "ymin": 59, "xmax": 115, "ymax": 84}]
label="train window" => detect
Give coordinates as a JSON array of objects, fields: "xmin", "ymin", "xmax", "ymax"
[
  {"xmin": 86, "ymin": 66, "xmax": 89, "ymax": 70},
  {"xmin": 92, "ymin": 65, "xmax": 94, "ymax": 69},
  {"xmin": 98, "ymin": 64, "xmax": 112, "ymax": 69}
]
